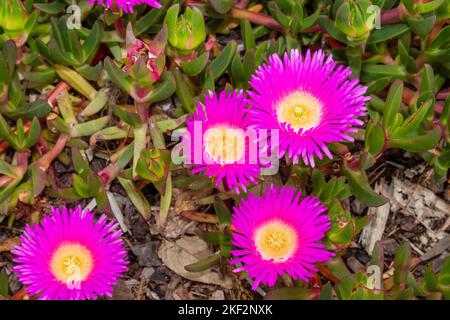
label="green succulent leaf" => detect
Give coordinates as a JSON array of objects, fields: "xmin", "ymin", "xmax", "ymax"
[
  {"xmin": 388, "ymin": 127, "xmax": 441, "ymax": 152},
  {"xmin": 208, "ymin": 0, "xmax": 234, "ymax": 14},
  {"xmin": 214, "ymin": 200, "xmax": 231, "ymax": 228},
  {"xmin": 367, "ymin": 24, "xmax": 410, "ymax": 44},
  {"xmin": 342, "ymin": 162, "xmax": 387, "ymax": 207},
  {"xmin": 184, "ymin": 253, "xmax": 221, "ymax": 272},
  {"xmin": 206, "ymin": 41, "xmax": 236, "ymax": 81},
  {"xmin": 365, "ymin": 121, "xmax": 385, "ymax": 155},
  {"xmin": 180, "ymin": 52, "xmax": 209, "ymax": 76},
  {"xmin": 382, "ymin": 80, "xmax": 404, "ymax": 133},
  {"xmin": 393, "ymin": 243, "xmax": 411, "ymax": 285}
]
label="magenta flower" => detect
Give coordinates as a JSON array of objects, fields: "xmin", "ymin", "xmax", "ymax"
[
  {"xmin": 12, "ymin": 206, "xmax": 127, "ymax": 300},
  {"xmin": 248, "ymin": 49, "xmax": 368, "ymax": 166},
  {"xmin": 89, "ymin": 0, "xmax": 162, "ymax": 13},
  {"xmin": 182, "ymin": 90, "xmax": 262, "ymax": 193},
  {"xmin": 230, "ymin": 185, "xmax": 334, "ymax": 290}
]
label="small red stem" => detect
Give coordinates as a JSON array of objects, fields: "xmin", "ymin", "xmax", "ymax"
[
  {"xmin": 46, "ymin": 81, "xmax": 71, "ymax": 108},
  {"xmin": 36, "ymin": 134, "xmax": 70, "ymax": 170}
]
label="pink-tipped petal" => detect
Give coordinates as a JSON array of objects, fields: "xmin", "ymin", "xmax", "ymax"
[
  {"xmin": 12, "ymin": 206, "xmax": 127, "ymax": 300},
  {"xmin": 230, "ymin": 185, "xmax": 334, "ymax": 290},
  {"xmin": 248, "ymin": 49, "xmax": 368, "ymax": 167}
]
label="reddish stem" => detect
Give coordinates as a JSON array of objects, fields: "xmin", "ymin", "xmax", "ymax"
[
  {"xmin": 437, "ymin": 88, "xmax": 450, "ymax": 101},
  {"xmin": 46, "ymin": 81, "xmax": 71, "ymax": 108},
  {"xmin": 230, "ymin": 7, "xmax": 285, "ymax": 32},
  {"xmin": 318, "ymin": 265, "xmax": 341, "ymax": 285},
  {"xmin": 235, "ymin": 0, "xmax": 250, "ymax": 9},
  {"xmin": 91, "ymin": 44, "xmax": 109, "ymax": 66},
  {"xmin": 0, "ymin": 150, "xmax": 29, "ymax": 187},
  {"xmin": 380, "ymin": 7, "xmax": 405, "ymax": 25},
  {"xmin": 36, "ymin": 134, "xmax": 70, "ymax": 170}
]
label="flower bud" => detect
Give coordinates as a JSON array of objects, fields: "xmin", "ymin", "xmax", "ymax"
[
  {"xmin": 335, "ymin": 0, "xmax": 377, "ymax": 45},
  {"xmin": 124, "ymin": 23, "xmax": 167, "ymax": 86},
  {"xmin": 165, "ymin": 4, "xmax": 206, "ymax": 54}
]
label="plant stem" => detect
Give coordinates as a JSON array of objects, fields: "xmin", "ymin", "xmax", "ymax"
[
  {"xmin": 36, "ymin": 134, "xmax": 70, "ymax": 170},
  {"xmin": 230, "ymin": 7, "xmax": 285, "ymax": 32}
]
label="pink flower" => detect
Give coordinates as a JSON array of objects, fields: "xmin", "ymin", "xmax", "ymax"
[
  {"xmin": 248, "ymin": 49, "xmax": 368, "ymax": 166},
  {"xmin": 230, "ymin": 185, "xmax": 334, "ymax": 290},
  {"xmin": 182, "ymin": 90, "xmax": 262, "ymax": 193},
  {"xmin": 12, "ymin": 206, "xmax": 127, "ymax": 300},
  {"xmin": 89, "ymin": 0, "xmax": 161, "ymax": 13}
]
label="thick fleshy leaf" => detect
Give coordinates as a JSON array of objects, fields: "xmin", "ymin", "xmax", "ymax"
[
  {"xmin": 342, "ymin": 163, "xmax": 387, "ymax": 207},
  {"xmin": 184, "ymin": 253, "xmax": 221, "ymax": 272},
  {"xmin": 383, "ymin": 80, "xmax": 403, "ymax": 133},
  {"xmin": 208, "ymin": 0, "xmax": 233, "ymax": 14}
]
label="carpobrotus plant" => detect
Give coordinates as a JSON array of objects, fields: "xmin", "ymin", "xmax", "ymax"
[
  {"xmin": 0, "ymin": 0, "xmax": 448, "ymax": 302},
  {"xmin": 12, "ymin": 206, "xmax": 127, "ymax": 300},
  {"xmin": 182, "ymin": 90, "xmax": 262, "ymax": 193},
  {"xmin": 248, "ymin": 49, "xmax": 368, "ymax": 166},
  {"xmin": 230, "ymin": 185, "xmax": 334, "ymax": 290}
]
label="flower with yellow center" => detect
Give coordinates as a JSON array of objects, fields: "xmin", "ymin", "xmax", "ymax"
[
  {"xmin": 276, "ymin": 91, "xmax": 322, "ymax": 132},
  {"xmin": 204, "ymin": 126, "xmax": 245, "ymax": 164},
  {"xmin": 248, "ymin": 49, "xmax": 368, "ymax": 166},
  {"xmin": 12, "ymin": 206, "xmax": 127, "ymax": 300},
  {"xmin": 230, "ymin": 185, "xmax": 334, "ymax": 290},
  {"xmin": 254, "ymin": 220, "xmax": 298, "ymax": 263},
  {"xmin": 183, "ymin": 90, "xmax": 262, "ymax": 193},
  {"xmin": 50, "ymin": 243, "xmax": 93, "ymax": 285}
]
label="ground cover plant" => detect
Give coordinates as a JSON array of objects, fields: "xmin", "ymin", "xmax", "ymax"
[{"xmin": 0, "ymin": 0, "xmax": 449, "ymax": 300}]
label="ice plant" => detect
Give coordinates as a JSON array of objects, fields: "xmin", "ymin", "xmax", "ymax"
[
  {"xmin": 248, "ymin": 49, "xmax": 368, "ymax": 166},
  {"xmin": 12, "ymin": 206, "xmax": 127, "ymax": 300},
  {"xmin": 89, "ymin": 0, "xmax": 161, "ymax": 13},
  {"xmin": 182, "ymin": 90, "xmax": 261, "ymax": 193},
  {"xmin": 230, "ymin": 185, "xmax": 334, "ymax": 290},
  {"xmin": 165, "ymin": 4, "xmax": 206, "ymax": 54},
  {"xmin": 123, "ymin": 23, "xmax": 166, "ymax": 84}
]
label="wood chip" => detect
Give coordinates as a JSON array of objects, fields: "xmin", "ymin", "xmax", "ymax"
[{"xmin": 360, "ymin": 179, "xmax": 392, "ymax": 254}]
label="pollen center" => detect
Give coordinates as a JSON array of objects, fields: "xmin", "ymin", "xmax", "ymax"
[
  {"xmin": 50, "ymin": 243, "xmax": 93, "ymax": 285},
  {"xmin": 276, "ymin": 91, "xmax": 322, "ymax": 132},
  {"xmin": 204, "ymin": 126, "xmax": 245, "ymax": 164},
  {"xmin": 254, "ymin": 220, "xmax": 298, "ymax": 263}
]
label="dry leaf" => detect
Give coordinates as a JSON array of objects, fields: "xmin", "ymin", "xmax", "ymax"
[
  {"xmin": 158, "ymin": 236, "xmax": 233, "ymax": 289},
  {"xmin": 0, "ymin": 237, "xmax": 20, "ymax": 253}
]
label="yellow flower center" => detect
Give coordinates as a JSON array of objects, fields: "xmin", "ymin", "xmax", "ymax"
[
  {"xmin": 276, "ymin": 91, "xmax": 322, "ymax": 132},
  {"xmin": 50, "ymin": 243, "xmax": 93, "ymax": 285},
  {"xmin": 254, "ymin": 220, "xmax": 298, "ymax": 263},
  {"xmin": 204, "ymin": 126, "xmax": 245, "ymax": 164}
]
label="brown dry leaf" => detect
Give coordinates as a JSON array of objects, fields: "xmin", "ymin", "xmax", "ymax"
[
  {"xmin": 158, "ymin": 210, "xmax": 197, "ymax": 239},
  {"xmin": 173, "ymin": 187, "xmax": 214, "ymax": 214},
  {"xmin": 360, "ymin": 180, "xmax": 392, "ymax": 254},
  {"xmin": 0, "ymin": 237, "xmax": 20, "ymax": 253},
  {"xmin": 158, "ymin": 236, "xmax": 233, "ymax": 289}
]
